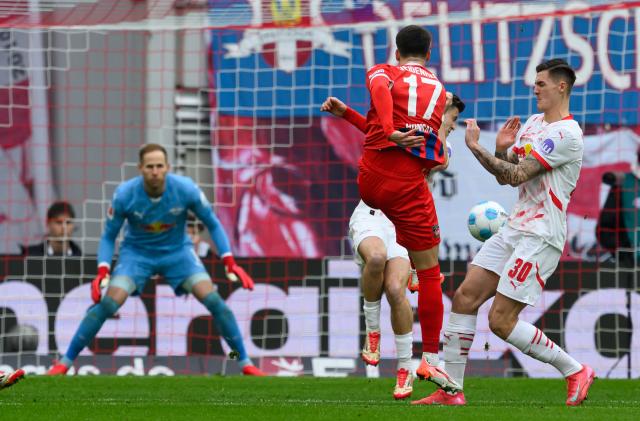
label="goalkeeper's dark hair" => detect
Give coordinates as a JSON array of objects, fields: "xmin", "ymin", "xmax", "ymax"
[
  {"xmin": 47, "ymin": 201, "xmax": 75, "ymax": 220},
  {"xmin": 447, "ymin": 94, "xmax": 465, "ymax": 114},
  {"xmin": 139, "ymin": 143, "xmax": 168, "ymax": 164},
  {"xmin": 396, "ymin": 25, "xmax": 431, "ymax": 58},
  {"xmin": 536, "ymin": 58, "xmax": 576, "ymax": 94}
]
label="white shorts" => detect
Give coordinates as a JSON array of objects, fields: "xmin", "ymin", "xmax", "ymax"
[
  {"xmin": 471, "ymin": 226, "xmax": 560, "ymax": 306},
  {"xmin": 349, "ymin": 200, "xmax": 409, "ymax": 266}
]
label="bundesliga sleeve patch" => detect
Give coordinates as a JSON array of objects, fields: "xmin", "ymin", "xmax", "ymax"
[{"xmin": 541, "ymin": 138, "xmax": 555, "ymax": 154}]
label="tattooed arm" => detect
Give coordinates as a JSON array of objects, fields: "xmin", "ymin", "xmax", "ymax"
[
  {"xmin": 471, "ymin": 146, "xmax": 546, "ymax": 186},
  {"xmin": 494, "ymin": 149, "xmax": 519, "ymax": 165},
  {"xmin": 464, "ymin": 119, "xmax": 546, "ymax": 186}
]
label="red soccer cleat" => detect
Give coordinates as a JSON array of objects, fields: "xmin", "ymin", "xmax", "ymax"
[
  {"xmin": 46, "ymin": 361, "xmax": 69, "ymax": 376},
  {"xmin": 411, "ymin": 389, "xmax": 466, "ymax": 406},
  {"xmin": 566, "ymin": 365, "xmax": 595, "ymax": 406},
  {"xmin": 0, "ymin": 369, "xmax": 25, "ymax": 390},
  {"xmin": 361, "ymin": 330, "xmax": 381, "ymax": 366},
  {"xmin": 242, "ymin": 365, "xmax": 267, "ymax": 376}
]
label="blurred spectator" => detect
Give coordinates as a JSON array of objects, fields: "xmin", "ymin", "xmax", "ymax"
[
  {"xmin": 187, "ymin": 213, "xmax": 213, "ymax": 259},
  {"xmin": 597, "ymin": 160, "xmax": 640, "ymax": 265},
  {"xmin": 21, "ymin": 201, "xmax": 82, "ymax": 256}
]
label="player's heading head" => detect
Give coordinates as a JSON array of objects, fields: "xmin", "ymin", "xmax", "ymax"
[
  {"xmin": 442, "ymin": 94, "xmax": 465, "ymax": 137},
  {"xmin": 534, "ymin": 59, "xmax": 576, "ymax": 113},
  {"xmin": 138, "ymin": 143, "xmax": 170, "ymax": 197},
  {"xmin": 395, "ymin": 25, "xmax": 432, "ymax": 62}
]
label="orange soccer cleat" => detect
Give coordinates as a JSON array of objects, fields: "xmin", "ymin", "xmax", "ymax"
[
  {"xmin": 393, "ymin": 368, "xmax": 414, "ymax": 400},
  {"xmin": 0, "ymin": 368, "xmax": 25, "ymax": 390},
  {"xmin": 361, "ymin": 330, "xmax": 381, "ymax": 366},
  {"xmin": 416, "ymin": 355, "xmax": 461, "ymax": 393},
  {"xmin": 46, "ymin": 361, "xmax": 69, "ymax": 376},
  {"xmin": 242, "ymin": 365, "xmax": 267, "ymax": 376}
]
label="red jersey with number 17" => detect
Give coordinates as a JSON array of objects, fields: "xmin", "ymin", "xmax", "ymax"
[{"xmin": 364, "ymin": 63, "xmax": 447, "ymax": 165}]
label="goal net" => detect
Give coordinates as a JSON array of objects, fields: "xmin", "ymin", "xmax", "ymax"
[{"xmin": 0, "ymin": 0, "xmax": 638, "ymax": 378}]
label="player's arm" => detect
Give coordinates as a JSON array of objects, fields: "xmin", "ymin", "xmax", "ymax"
[
  {"xmin": 92, "ymin": 191, "xmax": 126, "ymax": 303},
  {"xmin": 464, "ymin": 119, "xmax": 546, "ymax": 187},
  {"xmin": 190, "ymin": 186, "xmax": 254, "ymax": 290},
  {"xmin": 320, "ymin": 96, "xmax": 367, "ymax": 133}
]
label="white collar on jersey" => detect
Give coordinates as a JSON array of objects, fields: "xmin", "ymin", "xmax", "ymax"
[{"xmin": 403, "ymin": 61, "xmax": 425, "ymax": 67}]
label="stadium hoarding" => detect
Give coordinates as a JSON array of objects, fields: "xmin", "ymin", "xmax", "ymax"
[{"xmin": 1, "ymin": 257, "xmax": 638, "ymax": 378}]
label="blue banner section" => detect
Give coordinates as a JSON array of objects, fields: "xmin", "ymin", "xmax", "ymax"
[{"xmin": 210, "ymin": 1, "xmax": 639, "ymax": 124}]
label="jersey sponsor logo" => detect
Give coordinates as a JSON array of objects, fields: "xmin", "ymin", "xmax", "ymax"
[
  {"xmin": 541, "ymin": 138, "xmax": 555, "ymax": 155},
  {"xmin": 141, "ymin": 221, "xmax": 175, "ymax": 233}
]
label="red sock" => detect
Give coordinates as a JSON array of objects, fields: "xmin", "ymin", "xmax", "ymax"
[{"xmin": 417, "ymin": 265, "xmax": 444, "ymax": 353}]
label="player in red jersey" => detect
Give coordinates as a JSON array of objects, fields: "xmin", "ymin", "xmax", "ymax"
[
  {"xmin": 322, "ymin": 93, "xmax": 465, "ymax": 399},
  {"xmin": 355, "ymin": 25, "xmax": 459, "ymax": 392}
]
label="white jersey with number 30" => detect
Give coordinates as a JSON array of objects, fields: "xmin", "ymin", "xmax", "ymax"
[{"xmin": 507, "ymin": 113, "xmax": 584, "ymax": 251}]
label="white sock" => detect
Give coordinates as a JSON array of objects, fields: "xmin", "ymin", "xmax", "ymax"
[
  {"xmin": 363, "ymin": 299, "xmax": 381, "ymax": 332},
  {"xmin": 395, "ymin": 332, "xmax": 413, "ymax": 371},
  {"xmin": 506, "ymin": 320, "xmax": 582, "ymax": 377},
  {"xmin": 443, "ymin": 312, "xmax": 477, "ymax": 389}
]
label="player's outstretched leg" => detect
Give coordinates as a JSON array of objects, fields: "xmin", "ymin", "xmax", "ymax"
[
  {"xmin": 0, "ymin": 369, "xmax": 25, "ymax": 390},
  {"xmin": 48, "ymin": 295, "xmax": 122, "ymax": 375},
  {"xmin": 490, "ymin": 293, "xmax": 592, "ymax": 406},
  {"xmin": 199, "ymin": 291, "xmax": 265, "ymax": 376}
]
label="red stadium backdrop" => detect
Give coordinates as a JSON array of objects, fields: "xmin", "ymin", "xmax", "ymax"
[{"xmin": 1, "ymin": 0, "xmax": 639, "ymax": 379}]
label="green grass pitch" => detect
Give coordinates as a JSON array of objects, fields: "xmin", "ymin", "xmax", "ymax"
[{"xmin": 1, "ymin": 376, "xmax": 638, "ymax": 420}]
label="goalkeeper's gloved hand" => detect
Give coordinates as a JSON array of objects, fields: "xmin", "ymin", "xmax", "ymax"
[
  {"xmin": 91, "ymin": 265, "xmax": 110, "ymax": 304},
  {"xmin": 222, "ymin": 255, "xmax": 254, "ymax": 291}
]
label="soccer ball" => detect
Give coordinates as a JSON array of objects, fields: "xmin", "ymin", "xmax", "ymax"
[{"xmin": 467, "ymin": 201, "xmax": 508, "ymax": 242}]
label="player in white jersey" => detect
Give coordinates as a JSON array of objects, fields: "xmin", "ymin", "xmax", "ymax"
[
  {"xmin": 322, "ymin": 94, "xmax": 464, "ymax": 399},
  {"xmin": 413, "ymin": 59, "xmax": 594, "ymax": 407}
]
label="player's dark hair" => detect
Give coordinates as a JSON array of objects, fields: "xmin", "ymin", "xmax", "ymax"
[
  {"xmin": 139, "ymin": 143, "xmax": 168, "ymax": 163},
  {"xmin": 395, "ymin": 25, "xmax": 431, "ymax": 58},
  {"xmin": 536, "ymin": 58, "xmax": 576, "ymax": 94},
  {"xmin": 447, "ymin": 94, "xmax": 465, "ymax": 113},
  {"xmin": 47, "ymin": 201, "xmax": 75, "ymax": 220}
]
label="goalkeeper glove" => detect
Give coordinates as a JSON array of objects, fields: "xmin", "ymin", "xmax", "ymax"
[
  {"xmin": 91, "ymin": 265, "xmax": 110, "ymax": 304},
  {"xmin": 222, "ymin": 255, "xmax": 254, "ymax": 290}
]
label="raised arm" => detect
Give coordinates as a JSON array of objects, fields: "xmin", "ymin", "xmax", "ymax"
[
  {"xmin": 464, "ymin": 119, "xmax": 546, "ymax": 187},
  {"xmin": 320, "ymin": 96, "xmax": 367, "ymax": 133}
]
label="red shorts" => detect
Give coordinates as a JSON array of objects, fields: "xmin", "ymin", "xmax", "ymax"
[{"xmin": 357, "ymin": 148, "xmax": 440, "ymax": 251}]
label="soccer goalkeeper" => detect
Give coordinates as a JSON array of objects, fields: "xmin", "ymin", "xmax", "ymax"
[{"xmin": 48, "ymin": 143, "xmax": 265, "ymax": 376}]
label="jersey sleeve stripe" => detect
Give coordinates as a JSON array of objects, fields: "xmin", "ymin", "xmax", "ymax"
[
  {"xmin": 549, "ymin": 188, "xmax": 563, "ymax": 211},
  {"xmin": 531, "ymin": 150, "xmax": 552, "ymax": 171}
]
